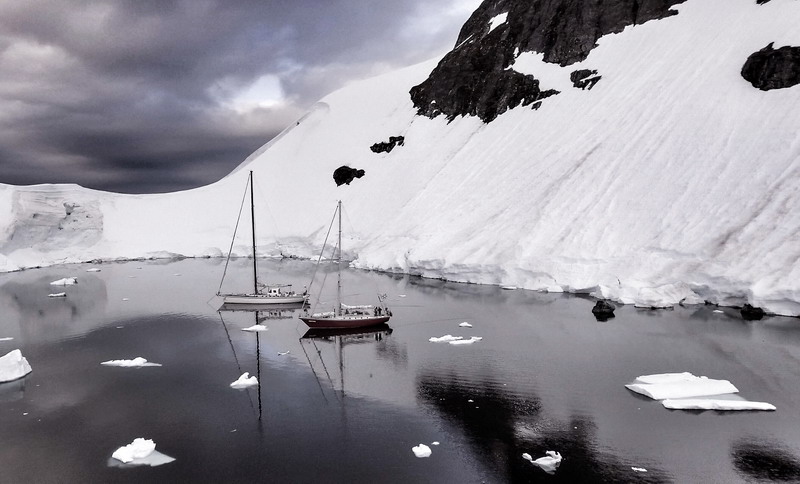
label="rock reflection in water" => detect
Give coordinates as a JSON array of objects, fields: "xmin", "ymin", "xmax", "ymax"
[
  {"xmin": 417, "ymin": 372, "xmax": 670, "ymax": 483},
  {"xmin": 732, "ymin": 439, "xmax": 800, "ymax": 482}
]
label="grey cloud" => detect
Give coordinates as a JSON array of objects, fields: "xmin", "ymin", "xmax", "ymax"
[{"xmin": 0, "ymin": 0, "xmax": 477, "ymax": 193}]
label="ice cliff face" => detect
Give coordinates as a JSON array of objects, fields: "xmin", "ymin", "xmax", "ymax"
[{"xmin": 0, "ymin": 0, "xmax": 798, "ymax": 317}]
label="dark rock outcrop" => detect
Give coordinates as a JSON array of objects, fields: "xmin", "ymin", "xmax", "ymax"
[
  {"xmin": 571, "ymin": 69, "xmax": 601, "ymax": 90},
  {"xmin": 740, "ymin": 303, "xmax": 766, "ymax": 321},
  {"xmin": 370, "ymin": 136, "xmax": 405, "ymax": 153},
  {"xmin": 592, "ymin": 299, "xmax": 616, "ymax": 321},
  {"xmin": 410, "ymin": 0, "xmax": 686, "ymax": 122},
  {"xmin": 333, "ymin": 166, "xmax": 365, "ymax": 186},
  {"xmin": 741, "ymin": 43, "xmax": 800, "ymax": 90}
]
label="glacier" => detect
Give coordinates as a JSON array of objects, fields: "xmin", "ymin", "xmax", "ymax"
[{"xmin": 0, "ymin": 0, "xmax": 798, "ymax": 316}]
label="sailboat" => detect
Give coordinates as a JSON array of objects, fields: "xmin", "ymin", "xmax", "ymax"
[
  {"xmin": 300, "ymin": 201, "xmax": 392, "ymax": 329},
  {"xmin": 217, "ymin": 171, "xmax": 308, "ymax": 306}
]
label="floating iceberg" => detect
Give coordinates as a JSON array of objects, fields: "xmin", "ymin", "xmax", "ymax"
[
  {"xmin": 625, "ymin": 372, "xmax": 738, "ymax": 400},
  {"xmin": 449, "ymin": 336, "xmax": 482, "ymax": 345},
  {"xmin": 101, "ymin": 357, "xmax": 162, "ymax": 368},
  {"xmin": 242, "ymin": 325, "xmax": 268, "ymax": 332},
  {"xmin": 0, "ymin": 349, "xmax": 32, "ymax": 383},
  {"xmin": 523, "ymin": 451, "xmax": 562, "ymax": 474},
  {"xmin": 429, "ymin": 334, "xmax": 462, "ymax": 343},
  {"xmin": 109, "ymin": 438, "xmax": 174, "ymax": 467},
  {"xmin": 662, "ymin": 399, "xmax": 776, "ymax": 411},
  {"xmin": 412, "ymin": 444, "xmax": 432, "ymax": 458},
  {"xmin": 458, "ymin": 322, "xmax": 473, "ymax": 328},
  {"xmin": 230, "ymin": 372, "xmax": 258, "ymax": 389},
  {"xmin": 112, "ymin": 438, "xmax": 155, "ymax": 463},
  {"xmin": 49, "ymin": 277, "xmax": 77, "ymax": 286}
]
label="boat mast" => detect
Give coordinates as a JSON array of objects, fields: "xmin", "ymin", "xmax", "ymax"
[
  {"xmin": 250, "ymin": 171, "xmax": 258, "ymax": 295},
  {"xmin": 337, "ymin": 200, "xmax": 342, "ymax": 316}
]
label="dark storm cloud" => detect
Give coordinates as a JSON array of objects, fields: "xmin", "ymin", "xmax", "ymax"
[{"xmin": 0, "ymin": 0, "xmax": 478, "ymax": 193}]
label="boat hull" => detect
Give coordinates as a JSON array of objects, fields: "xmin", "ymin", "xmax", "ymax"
[
  {"xmin": 299, "ymin": 315, "xmax": 390, "ymax": 329},
  {"xmin": 222, "ymin": 294, "xmax": 308, "ymax": 305}
]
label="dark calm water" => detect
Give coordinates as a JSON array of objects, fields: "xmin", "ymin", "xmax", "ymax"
[{"xmin": 2, "ymin": 259, "xmax": 800, "ymax": 483}]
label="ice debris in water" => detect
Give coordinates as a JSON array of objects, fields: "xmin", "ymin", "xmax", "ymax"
[
  {"xmin": 0, "ymin": 337, "xmax": 13, "ymax": 342},
  {"xmin": 625, "ymin": 372, "xmax": 737, "ymax": 399},
  {"xmin": 101, "ymin": 357, "xmax": 162, "ymax": 367},
  {"xmin": 278, "ymin": 351, "xmax": 290, "ymax": 356},
  {"xmin": 48, "ymin": 292, "xmax": 66, "ymax": 298},
  {"xmin": 412, "ymin": 444, "xmax": 432, "ymax": 458},
  {"xmin": 459, "ymin": 322, "xmax": 473, "ymax": 327},
  {"xmin": 429, "ymin": 334, "xmax": 462, "ymax": 343},
  {"xmin": 49, "ymin": 277, "xmax": 77, "ymax": 285},
  {"xmin": 522, "ymin": 451, "xmax": 562, "ymax": 474},
  {"xmin": 86, "ymin": 268, "xmax": 102, "ymax": 272},
  {"xmin": 112, "ymin": 438, "xmax": 155, "ymax": 463},
  {"xmin": 662, "ymin": 399, "xmax": 775, "ymax": 411},
  {"xmin": 449, "ymin": 336, "xmax": 482, "ymax": 345},
  {"xmin": 632, "ymin": 467, "xmax": 648, "ymax": 472},
  {"xmin": 230, "ymin": 372, "xmax": 258, "ymax": 389},
  {"xmin": 242, "ymin": 324, "xmax": 268, "ymax": 332},
  {"xmin": 0, "ymin": 349, "xmax": 32, "ymax": 383},
  {"xmin": 432, "ymin": 441, "xmax": 440, "ymax": 446}
]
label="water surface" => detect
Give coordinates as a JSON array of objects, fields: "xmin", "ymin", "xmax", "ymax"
[{"xmin": 1, "ymin": 259, "xmax": 799, "ymax": 483}]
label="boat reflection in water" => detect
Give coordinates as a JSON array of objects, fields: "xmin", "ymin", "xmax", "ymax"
[{"xmin": 299, "ymin": 324, "xmax": 393, "ymax": 398}]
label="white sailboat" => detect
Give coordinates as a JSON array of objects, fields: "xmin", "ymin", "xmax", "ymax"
[
  {"xmin": 217, "ymin": 171, "xmax": 308, "ymax": 306},
  {"xmin": 300, "ymin": 201, "xmax": 392, "ymax": 329}
]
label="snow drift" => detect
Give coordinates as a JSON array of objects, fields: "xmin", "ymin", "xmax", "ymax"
[{"xmin": 0, "ymin": 0, "xmax": 798, "ymax": 315}]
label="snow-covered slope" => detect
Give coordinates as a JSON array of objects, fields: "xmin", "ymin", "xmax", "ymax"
[{"xmin": 1, "ymin": 0, "xmax": 799, "ymax": 316}]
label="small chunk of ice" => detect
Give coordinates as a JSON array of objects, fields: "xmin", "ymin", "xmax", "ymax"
[
  {"xmin": 459, "ymin": 322, "xmax": 473, "ymax": 328},
  {"xmin": 412, "ymin": 444, "xmax": 432, "ymax": 458},
  {"xmin": 86, "ymin": 268, "xmax": 102, "ymax": 272},
  {"xmin": 230, "ymin": 372, "xmax": 258, "ymax": 389},
  {"xmin": 523, "ymin": 451, "xmax": 562, "ymax": 474},
  {"xmin": 111, "ymin": 438, "xmax": 156, "ymax": 463},
  {"xmin": 0, "ymin": 349, "xmax": 32, "ymax": 383},
  {"xmin": 662, "ymin": 399, "xmax": 775, "ymax": 411},
  {"xmin": 431, "ymin": 441, "xmax": 440, "ymax": 446},
  {"xmin": 501, "ymin": 286, "xmax": 517, "ymax": 290},
  {"xmin": 242, "ymin": 324, "xmax": 268, "ymax": 332},
  {"xmin": 101, "ymin": 357, "xmax": 162, "ymax": 368},
  {"xmin": 429, "ymin": 334, "xmax": 462, "ymax": 343},
  {"xmin": 0, "ymin": 337, "xmax": 13, "ymax": 342},
  {"xmin": 278, "ymin": 351, "xmax": 290, "ymax": 356},
  {"xmin": 449, "ymin": 336, "xmax": 482, "ymax": 345},
  {"xmin": 48, "ymin": 292, "xmax": 67, "ymax": 298},
  {"xmin": 632, "ymin": 467, "xmax": 648, "ymax": 472},
  {"xmin": 50, "ymin": 277, "xmax": 77, "ymax": 286}
]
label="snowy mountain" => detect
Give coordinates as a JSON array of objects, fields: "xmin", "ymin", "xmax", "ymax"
[{"xmin": 1, "ymin": 0, "xmax": 799, "ymax": 316}]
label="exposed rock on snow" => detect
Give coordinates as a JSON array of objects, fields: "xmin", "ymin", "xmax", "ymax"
[
  {"xmin": 101, "ymin": 357, "xmax": 162, "ymax": 367},
  {"xmin": 741, "ymin": 303, "xmax": 766, "ymax": 320},
  {"xmin": 332, "ymin": 166, "xmax": 365, "ymax": 186},
  {"xmin": 50, "ymin": 277, "xmax": 77, "ymax": 286},
  {"xmin": 412, "ymin": 444, "xmax": 432, "ymax": 458},
  {"xmin": 591, "ymin": 300, "xmax": 615, "ymax": 321},
  {"xmin": 230, "ymin": 372, "xmax": 258, "ymax": 389},
  {"xmin": 741, "ymin": 43, "xmax": 800, "ymax": 90},
  {"xmin": 0, "ymin": 349, "xmax": 32, "ymax": 383},
  {"xmin": 370, "ymin": 136, "xmax": 404, "ymax": 153},
  {"xmin": 570, "ymin": 69, "xmax": 601, "ymax": 90}
]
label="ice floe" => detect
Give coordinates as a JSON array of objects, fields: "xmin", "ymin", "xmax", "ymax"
[
  {"xmin": 242, "ymin": 324, "xmax": 268, "ymax": 332},
  {"xmin": 412, "ymin": 444, "xmax": 432, "ymax": 458},
  {"xmin": 522, "ymin": 451, "xmax": 562, "ymax": 474},
  {"xmin": 49, "ymin": 277, "xmax": 77, "ymax": 286},
  {"xmin": 625, "ymin": 372, "xmax": 738, "ymax": 400},
  {"xmin": 0, "ymin": 349, "xmax": 32, "ymax": 383},
  {"xmin": 101, "ymin": 357, "xmax": 162, "ymax": 367},
  {"xmin": 662, "ymin": 399, "xmax": 776, "ymax": 411},
  {"xmin": 449, "ymin": 336, "xmax": 482, "ymax": 345},
  {"xmin": 458, "ymin": 322, "xmax": 473, "ymax": 328},
  {"xmin": 48, "ymin": 292, "xmax": 66, "ymax": 298},
  {"xmin": 0, "ymin": 337, "xmax": 13, "ymax": 342},
  {"xmin": 109, "ymin": 438, "xmax": 174, "ymax": 467},
  {"xmin": 632, "ymin": 467, "xmax": 648, "ymax": 472},
  {"xmin": 230, "ymin": 372, "xmax": 258, "ymax": 389},
  {"xmin": 626, "ymin": 372, "xmax": 775, "ymax": 411},
  {"xmin": 429, "ymin": 334, "xmax": 462, "ymax": 343}
]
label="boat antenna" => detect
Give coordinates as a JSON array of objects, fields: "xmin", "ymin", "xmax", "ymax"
[{"xmin": 249, "ymin": 171, "xmax": 258, "ymax": 295}]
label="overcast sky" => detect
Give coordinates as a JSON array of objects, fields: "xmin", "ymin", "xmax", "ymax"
[{"xmin": 0, "ymin": 0, "xmax": 480, "ymax": 193}]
